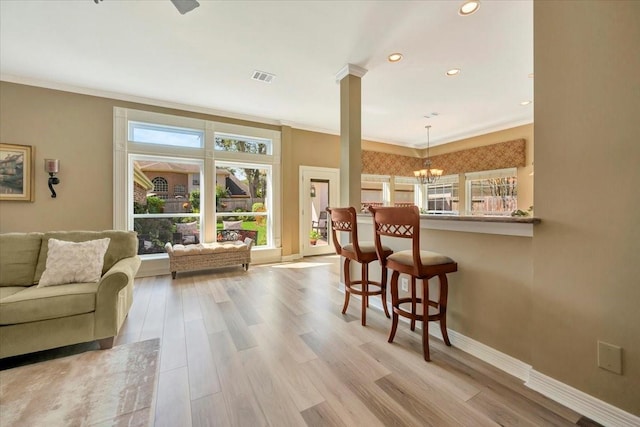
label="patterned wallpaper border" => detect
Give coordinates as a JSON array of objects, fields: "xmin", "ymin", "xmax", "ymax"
[{"xmin": 362, "ymin": 139, "xmax": 526, "ymax": 177}]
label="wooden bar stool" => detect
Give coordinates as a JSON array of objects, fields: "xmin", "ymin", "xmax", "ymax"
[
  {"xmin": 369, "ymin": 205, "xmax": 458, "ymax": 361},
  {"xmin": 327, "ymin": 206, "xmax": 392, "ymax": 326}
]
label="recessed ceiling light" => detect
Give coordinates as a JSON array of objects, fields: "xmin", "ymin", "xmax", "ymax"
[
  {"xmin": 520, "ymin": 100, "xmax": 532, "ymax": 106},
  {"xmin": 459, "ymin": 0, "xmax": 480, "ymax": 16},
  {"xmin": 446, "ymin": 68, "xmax": 461, "ymax": 76},
  {"xmin": 388, "ymin": 53, "xmax": 403, "ymax": 63}
]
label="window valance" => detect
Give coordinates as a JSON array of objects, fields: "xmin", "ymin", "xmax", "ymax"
[{"xmin": 362, "ymin": 139, "xmax": 526, "ymax": 177}]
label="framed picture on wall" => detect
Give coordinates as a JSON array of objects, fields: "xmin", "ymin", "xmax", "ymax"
[{"xmin": 0, "ymin": 143, "xmax": 35, "ymax": 202}]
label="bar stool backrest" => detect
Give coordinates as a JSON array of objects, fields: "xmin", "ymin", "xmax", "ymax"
[
  {"xmin": 369, "ymin": 205, "xmax": 422, "ymax": 273},
  {"xmin": 326, "ymin": 206, "xmax": 362, "ymax": 258}
]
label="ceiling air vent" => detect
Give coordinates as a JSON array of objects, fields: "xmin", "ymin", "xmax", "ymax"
[{"xmin": 251, "ymin": 70, "xmax": 275, "ymax": 84}]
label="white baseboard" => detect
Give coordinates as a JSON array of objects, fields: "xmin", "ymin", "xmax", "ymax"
[
  {"xmin": 281, "ymin": 253, "xmax": 303, "ymax": 262},
  {"xmin": 359, "ymin": 294, "xmax": 639, "ymax": 426},
  {"xmin": 526, "ymin": 370, "xmax": 640, "ymax": 427},
  {"xmin": 136, "ymin": 256, "xmax": 169, "ymax": 278},
  {"xmin": 426, "ymin": 322, "xmax": 532, "ymax": 381}
]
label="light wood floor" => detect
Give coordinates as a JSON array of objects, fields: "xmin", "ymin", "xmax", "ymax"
[{"xmin": 3, "ymin": 255, "xmax": 597, "ymax": 426}]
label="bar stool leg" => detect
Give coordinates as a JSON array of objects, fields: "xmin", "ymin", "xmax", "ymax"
[
  {"xmin": 341, "ymin": 258, "xmax": 351, "ymax": 314},
  {"xmin": 422, "ymin": 277, "xmax": 431, "ymax": 361},
  {"xmin": 381, "ymin": 266, "xmax": 390, "ymax": 318},
  {"xmin": 410, "ymin": 276, "xmax": 417, "ymax": 331},
  {"xmin": 361, "ymin": 262, "xmax": 368, "ymax": 326},
  {"xmin": 388, "ymin": 270, "xmax": 400, "ymax": 343},
  {"xmin": 438, "ymin": 273, "xmax": 451, "ymax": 346}
]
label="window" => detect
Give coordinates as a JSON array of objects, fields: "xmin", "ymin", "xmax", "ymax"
[
  {"xmin": 129, "ymin": 121, "xmax": 203, "ymax": 148},
  {"xmin": 115, "ymin": 108, "xmax": 281, "ymax": 260},
  {"xmin": 152, "ymin": 177, "xmax": 168, "ymax": 194},
  {"xmin": 393, "ymin": 176, "xmax": 420, "ymax": 206},
  {"xmin": 361, "ymin": 174, "xmax": 390, "ymax": 210},
  {"xmin": 132, "ymin": 156, "xmax": 202, "ymax": 255},
  {"xmin": 215, "ymin": 134, "xmax": 272, "ymax": 155},
  {"xmin": 466, "ymin": 168, "xmax": 517, "ymax": 215},
  {"xmin": 394, "ymin": 176, "xmax": 416, "ymax": 207},
  {"xmin": 214, "ymin": 161, "xmax": 270, "ymax": 247},
  {"xmin": 424, "ymin": 176, "xmax": 459, "ymax": 214}
]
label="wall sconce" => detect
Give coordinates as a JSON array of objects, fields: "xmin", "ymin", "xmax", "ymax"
[
  {"xmin": 44, "ymin": 159, "xmax": 60, "ymax": 198},
  {"xmin": 310, "ymin": 184, "xmax": 316, "ymax": 198}
]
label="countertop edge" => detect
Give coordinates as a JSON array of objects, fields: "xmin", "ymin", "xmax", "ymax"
[{"xmin": 357, "ymin": 213, "xmax": 540, "ymax": 225}]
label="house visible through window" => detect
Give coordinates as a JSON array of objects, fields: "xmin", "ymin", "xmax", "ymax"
[
  {"xmin": 174, "ymin": 184, "xmax": 186, "ymax": 196},
  {"xmin": 133, "ymin": 157, "xmax": 202, "ymax": 254},
  {"xmin": 151, "ymin": 177, "xmax": 168, "ymax": 198}
]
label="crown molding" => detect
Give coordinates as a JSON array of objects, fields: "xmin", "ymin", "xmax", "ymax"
[
  {"xmin": 0, "ymin": 74, "xmax": 282, "ymax": 127},
  {"xmin": 335, "ymin": 64, "xmax": 368, "ymax": 83}
]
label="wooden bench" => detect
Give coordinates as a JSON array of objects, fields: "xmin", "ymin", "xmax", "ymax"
[{"xmin": 165, "ymin": 231, "xmax": 256, "ymax": 278}]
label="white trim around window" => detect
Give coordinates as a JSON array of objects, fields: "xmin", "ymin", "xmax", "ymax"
[{"xmin": 113, "ymin": 107, "xmax": 282, "ymax": 269}]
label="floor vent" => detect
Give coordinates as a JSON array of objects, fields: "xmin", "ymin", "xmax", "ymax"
[{"xmin": 251, "ymin": 70, "xmax": 275, "ymax": 84}]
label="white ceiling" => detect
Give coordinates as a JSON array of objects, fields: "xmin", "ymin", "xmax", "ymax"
[{"xmin": 0, "ymin": 0, "xmax": 533, "ymax": 148}]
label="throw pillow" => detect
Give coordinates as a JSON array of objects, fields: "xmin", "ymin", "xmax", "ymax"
[
  {"xmin": 38, "ymin": 238, "xmax": 111, "ymax": 287},
  {"xmin": 176, "ymin": 222, "xmax": 198, "ymax": 235}
]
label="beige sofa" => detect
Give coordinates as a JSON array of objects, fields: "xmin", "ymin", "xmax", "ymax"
[{"xmin": 0, "ymin": 231, "xmax": 140, "ymax": 359}]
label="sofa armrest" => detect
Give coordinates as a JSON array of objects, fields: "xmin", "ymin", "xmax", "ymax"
[{"xmin": 94, "ymin": 256, "xmax": 141, "ymax": 338}]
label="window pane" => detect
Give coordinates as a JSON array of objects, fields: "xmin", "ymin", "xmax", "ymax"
[
  {"xmin": 135, "ymin": 160, "xmax": 201, "ymax": 211},
  {"xmin": 394, "ymin": 182, "xmax": 414, "ymax": 207},
  {"xmin": 469, "ymin": 177, "xmax": 517, "ymax": 215},
  {"xmin": 215, "ymin": 134, "xmax": 271, "ymax": 155},
  {"xmin": 426, "ymin": 182, "xmax": 459, "ymax": 214},
  {"xmin": 132, "ymin": 158, "xmax": 202, "ymax": 255},
  {"xmin": 361, "ymin": 181, "xmax": 384, "ymax": 206},
  {"xmin": 216, "ymin": 213, "xmax": 268, "ymax": 247},
  {"xmin": 129, "ymin": 121, "xmax": 203, "ymax": 148},
  {"xmin": 215, "ymin": 163, "xmax": 269, "ymax": 247},
  {"xmin": 135, "ymin": 217, "xmax": 200, "ymax": 254}
]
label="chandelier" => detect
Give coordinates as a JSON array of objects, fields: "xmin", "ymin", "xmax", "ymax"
[{"xmin": 414, "ymin": 125, "xmax": 443, "ymax": 184}]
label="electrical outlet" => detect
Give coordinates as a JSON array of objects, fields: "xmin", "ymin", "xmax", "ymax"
[
  {"xmin": 597, "ymin": 341, "xmax": 622, "ymax": 375},
  {"xmin": 401, "ymin": 277, "xmax": 409, "ymax": 292}
]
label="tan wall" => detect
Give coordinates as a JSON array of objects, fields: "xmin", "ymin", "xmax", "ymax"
[
  {"xmin": 534, "ymin": 1, "xmax": 640, "ymax": 414},
  {"xmin": 0, "ymin": 83, "xmax": 114, "ymax": 232},
  {"xmin": 0, "ymin": 81, "xmax": 535, "ymax": 255},
  {"xmin": 426, "ymin": 229, "xmax": 533, "ymax": 362},
  {"xmin": 0, "ymin": 82, "xmax": 278, "ymax": 233},
  {"xmin": 282, "ymin": 128, "xmax": 341, "ymax": 255}
]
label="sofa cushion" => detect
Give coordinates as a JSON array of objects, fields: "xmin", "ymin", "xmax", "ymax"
[
  {"xmin": 0, "ymin": 283, "xmax": 99, "ymax": 325},
  {"xmin": 0, "ymin": 232, "xmax": 43, "ymax": 287},
  {"xmin": 170, "ymin": 241, "xmax": 249, "ymax": 256},
  {"xmin": 38, "ymin": 238, "xmax": 110, "ymax": 287},
  {"xmin": 34, "ymin": 231, "xmax": 137, "ymax": 284},
  {"xmin": 0, "ymin": 286, "xmax": 27, "ymax": 300}
]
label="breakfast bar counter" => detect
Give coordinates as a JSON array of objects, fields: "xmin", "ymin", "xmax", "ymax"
[{"xmin": 348, "ymin": 213, "xmax": 540, "ymax": 373}]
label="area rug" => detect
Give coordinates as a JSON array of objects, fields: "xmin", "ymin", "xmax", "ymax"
[{"xmin": 0, "ymin": 338, "xmax": 160, "ymax": 427}]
